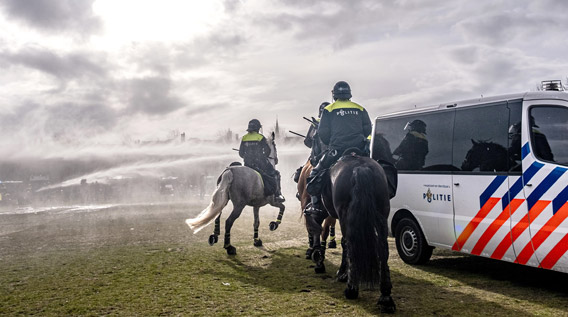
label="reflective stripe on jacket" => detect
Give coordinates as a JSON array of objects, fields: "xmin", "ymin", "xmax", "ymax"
[{"xmin": 318, "ymin": 100, "xmax": 372, "ymax": 151}]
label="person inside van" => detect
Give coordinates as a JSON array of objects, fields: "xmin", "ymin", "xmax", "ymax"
[
  {"xmin": 393, "ymin": 119, "xmax": 429, "ymax": 170},
  {"xmin": 508, "ymin": 122, "xmax": 522, "ymax": 161},
  {"xmin": 530, "ymin": 115, "xmax": 555, "ymax": 162},
  {"xmin": 508, "ymin": 122, "xmax": 523, "ymax": 171}
]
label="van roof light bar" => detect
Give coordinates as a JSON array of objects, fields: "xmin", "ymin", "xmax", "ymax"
[{"xmin": 541, "ymin": 80, "xmax": 565, "ymax": 91}]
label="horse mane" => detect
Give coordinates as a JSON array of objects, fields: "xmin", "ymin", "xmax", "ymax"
[
  {"xmin": 475, "ymin": 139, "xmax": 503, "ymax": 147},
  {"xmin": 462, "ymin": 139, "xmax": 509, "ymax": 172},
  {"xmin": 266, "ymin": 131, "xmax": 278, "ymax": 167}
]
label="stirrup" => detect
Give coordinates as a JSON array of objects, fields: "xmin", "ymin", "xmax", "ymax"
[
  {"xmin": 274, "ymin": 194, "xmax": 285, "ymax": 203},
  {"xmin": 304, "ymin": 202, "xmax": 322, "ymax": 217}
]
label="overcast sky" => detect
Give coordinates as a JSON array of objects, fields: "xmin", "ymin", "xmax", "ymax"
[{"xmin": 1, "ymin": 0, "xmax": 567, "ymax": 152}]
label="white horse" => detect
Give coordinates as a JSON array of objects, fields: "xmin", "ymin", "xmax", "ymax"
[{"xmin": 186, "ymin": 132, "xmax": 285, "ymax": 255}]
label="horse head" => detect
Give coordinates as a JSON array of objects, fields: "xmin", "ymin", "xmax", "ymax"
[
  {"xmin": 371, "ymin": 133, "xmax": 394, "ymax": 164},
  {"xmin": 267, "ymin": 131, "xmax": 278, "ymax": 167},
  {"xmin": 461, "ymin": 139, "xmax": 509, "ymax": 172}
]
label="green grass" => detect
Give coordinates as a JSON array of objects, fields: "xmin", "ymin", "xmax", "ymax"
[{"xmin": 1, "ymin": 203, "xmax": 567, "ymax": 316}]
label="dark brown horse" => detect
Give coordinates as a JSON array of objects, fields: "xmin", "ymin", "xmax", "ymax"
[
  {"xmin": 297, "ymin": 160, "xmax": 338, "ymax": 258},
  {"xmin": 305, "ymin": 151, "xmax": 396, "ymax": 313}
]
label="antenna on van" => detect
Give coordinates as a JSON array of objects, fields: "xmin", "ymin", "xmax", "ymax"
[{"xmin": 541, "ymin": 80, "xmax": 565, "ymax": 91}]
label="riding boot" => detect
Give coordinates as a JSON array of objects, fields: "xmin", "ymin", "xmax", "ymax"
[
  {"xmin": 274, "ymin": 171, "xmax": 285, "ymax": 203},
  {"xmin": 304, "ymin": 195, "xmax": 326, "ymax": 221}
]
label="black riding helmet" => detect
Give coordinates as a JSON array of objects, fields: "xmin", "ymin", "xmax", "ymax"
[
  {"xmin": 247, "ymin": 119, "xmax": 262, "ymax": 132},
  {"xmin": 406, "ymin": 119, "xmax": 427, "ymax": 134},
  {"xmin": 332, "ymin": 81, "xmax": 352, "ymax": 100}
]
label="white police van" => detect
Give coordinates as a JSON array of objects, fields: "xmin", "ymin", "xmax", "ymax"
[{"xmin": 371, "ymin": 80, "xmax": 568, "ymax": 273}]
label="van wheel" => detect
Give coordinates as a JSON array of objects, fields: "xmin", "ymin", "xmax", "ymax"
[{"xmin": 394, "ymin": 218, "xmax": 433, "ymax": 264}]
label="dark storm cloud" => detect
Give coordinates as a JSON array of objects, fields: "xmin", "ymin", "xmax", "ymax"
[
  {"xmin": 0, "ymin": 101, "xmax": 118, "ymax": 142},
  {"xmin": 455, "ymin": 10, "xmax": 565, "ymax": 46},
  {"xmin": 0, "ymin": 47, "xmax": 107, "ymax": 82},
  {"xmin": 0, "ymin": 0, "xmax": 101, "ymax": 35},
  {"xmin": 125, "ymin": 77, "xmax": 184, "ymax": 115},
  {"xmin": 45, "ymin": 102, "xmax": 118, "ymax": 136},
  {"xmin": 249, "ymin": 1, "xmax": 397, "ymax": 50}
]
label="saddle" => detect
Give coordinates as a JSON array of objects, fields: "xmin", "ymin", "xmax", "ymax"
[
  {"xmin": 233, "ymin": 162, "xmax": 278, "ymax": 197},
  {"xmin": 307, "ymin": 152, "xmax": 398, "ymax": 199}
]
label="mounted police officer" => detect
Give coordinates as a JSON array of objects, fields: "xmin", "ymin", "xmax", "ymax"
[
  {"xmin": 304, "ymin": 81, "xmax": 372, "ymax": 218},
  {"xmin": 393, "ymin": 119, "xmax": 429, "ymax": 170},
  {"xmin": 239, "ymin": 119, "xmax": 285, "ymax": 203},
  {"xmin": 293, "ymin": 102, "xmax": 330, "ymax": 184},
  {"xmin": 304, "ymin": 102, "xmax": 330, "ymax": 166}
]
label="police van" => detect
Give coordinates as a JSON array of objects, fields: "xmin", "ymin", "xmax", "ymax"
[{"xmin": 370, "ymin": 80, "xmax": 568, "ymax": 273}]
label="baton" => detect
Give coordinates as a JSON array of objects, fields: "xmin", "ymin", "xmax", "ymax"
[
  {"xmin": 303, "ymin": 116, "xmax": 317, "ymax": 124},
  {"xmin": 288, "ymin": 130, "xmax": 306, "ymax": 138}
]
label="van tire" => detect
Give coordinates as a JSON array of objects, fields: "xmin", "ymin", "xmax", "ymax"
[{"xmin": 394, "ymin": 218, "xmax": 433, "ymax": 264}]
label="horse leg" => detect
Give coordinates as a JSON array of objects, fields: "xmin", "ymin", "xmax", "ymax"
[
  {"xmin": 305, "ymin": 229, "xmax": 314, "ymax": 259},
  {"xmin": 377, "ymin": 226, "xmax": 396, "ymax": 313},
  {"xmin": 253, "ymin": 206, "xmax": 262, "ymax": 247},
  {"xmin": 306, "ymin": 212, "xmax": 326, "ymax": 273},
  {"xmin": 328, "ymin": 219, "xmax": 337, "ymax": 249},
  {"xmin": 208, "ymin": 215, "xmax": 221, "ymax": 246},
  {"xmin": 269, "ymin": 202, "xmax": 285, "ymax": 231},
  {"xmin": 343, "ymin": 237, "xmax": 359, "ymax": 300},
  {"xmin": 336, "ymin": 237, "xmax": 348, "ymax": 282},
  {"xmin": 321, "ymin": 217, "xmax": 330, "ymax": 249},
  {"xmin": 223, "ymin": 205, "xmax": 245, "ymax": 255}
]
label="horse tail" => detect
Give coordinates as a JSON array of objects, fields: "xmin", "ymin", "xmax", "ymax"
[
  {"xmin": 185, "ymin": 169, "xmax": 233, "ymax": 233},
  {"xmin": 346, "ymin": 166, "xmax": 383, "ymax": 287}
]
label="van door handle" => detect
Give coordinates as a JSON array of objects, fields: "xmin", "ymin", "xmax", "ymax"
[
  {"xmin": 454, "ymin": 183, "xmax": 459, "ymax": 186},
  {"xmin": 526, "ymin": 183, "xmax": 533, "ymax": 187}
]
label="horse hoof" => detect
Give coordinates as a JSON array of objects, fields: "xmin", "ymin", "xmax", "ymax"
[
  {"xmin": 378, "ymin": 296, "xmax": 396, "ymax": 314},
  {"xmin": 208, "ymin": 235, "xmax": 218, "ymax": 246},
  {"xmin": 344, "ymin": 286, "xmax": 359, "ymax": 300},
  {"xmin": 314, "ymin": 264, "xmax": 326, "ymax": 274},
  {"xmin": 328, "ymin": 240, "xmax": 337, "ymax": 249},
  {"xmin": 305, "ymin": 248, "xmax": 314, "ymax": 259},
  {"xmin": 254, "ymin": 239, "xmax": 263, "ymax": 247},
  {"xmin": 225, "ymin": 245, "xmax": 237, "ymax": 255},
  {"xmin": 311, "ymin": 248, "xmax": 323, "ymax": 263},
  {"xmin": 269, "ymin": 221, "xmax": 279, "ymax": 231}
]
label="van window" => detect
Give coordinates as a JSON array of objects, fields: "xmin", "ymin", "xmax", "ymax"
[
  {"xmin": 454, "ymin": 103, "xmax": 510, "ymax": 172},
  {"xmin": 529, "ymin": 106, "xmax": 568, "ymax": 166},
  {"xmin": 376, "ymin": 111, "xmax": 454, "ymax": 172},
  {"xmin": 507, "ymin": 101, "xmax": 523, "ymax": 173}
]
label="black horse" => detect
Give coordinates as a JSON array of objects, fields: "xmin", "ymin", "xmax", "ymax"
[
  {"xmin": 461, "ymin": 139, "xmax": 514, "ymax": 172},
  {"xmin": 305, "ymin": 151, "xmax": 396, "ymax": 313}
]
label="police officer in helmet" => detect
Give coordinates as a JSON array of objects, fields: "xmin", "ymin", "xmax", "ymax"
[
  {"xmin": 304, "ymin": 81, "xmax": 372, "ymax": 218},
  {"xmin": 239, "ymin": 119, "xmax": 285, "ymax": 203},
  {"xmin": 305, "ymin": 102, "xmax": 330, "ymax": 164},
  {"xmin": 393, "ymin": 119, "xmax": 429, "ymax": 171}
]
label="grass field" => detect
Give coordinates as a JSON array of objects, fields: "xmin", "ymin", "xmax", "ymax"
[{"xmin": 1, "ymin": 201, "xmax": 567, "ymax": 316}]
